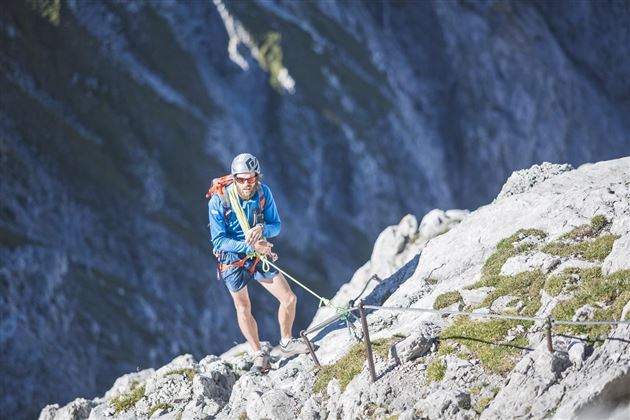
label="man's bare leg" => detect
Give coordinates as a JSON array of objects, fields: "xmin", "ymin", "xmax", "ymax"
[
  {"xmin": 258, "ymin": 273, "xmax": 297, "ymax": 340},
  {"xmin": 230, "ymin": 286, "xmax": 262, "ymax": 352}
]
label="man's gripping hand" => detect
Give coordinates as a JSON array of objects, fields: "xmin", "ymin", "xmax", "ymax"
[
  {"xmin": 246, "ymin": 224, "xmax": 264, "ymax": 246},
  {"xmin": 253, "ymin": 239, "xmax": 273, "ymax": 257}
]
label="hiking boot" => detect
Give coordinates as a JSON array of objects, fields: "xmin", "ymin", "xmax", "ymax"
[
  {"xmin": 250, "ymin": 350, "xmax": 271, "ymax": 374},
  {"xmin": 280, "ymin": 337, "xmax": 310, "ymax": 356}
]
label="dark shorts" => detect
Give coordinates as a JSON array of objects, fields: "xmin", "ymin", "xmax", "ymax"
[{"xmin": 217, "ymin": 252, "xmax": 279, "ymax": 293}]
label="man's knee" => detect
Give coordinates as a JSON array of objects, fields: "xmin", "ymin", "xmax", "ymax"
[
  {"xmin": 283, "ymin": 291, "xmax": 297, "ymax": 308},
  {"xmin": 233, "ymin": 296, "xmax": 252, "ymax": 317}
]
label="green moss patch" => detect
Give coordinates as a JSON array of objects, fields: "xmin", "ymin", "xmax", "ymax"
[
  {"xmin": 111, "ymin": 383, "xmax": 145, "ymax": 414},
  {"xmin": 544, "ymin": 273, "xmax": 568, "ymax": 297},
  {"xmin": 478, "ymin": 270, "xmax": 546, "ymax": 316},
  {"xmin": 434, "ymin": 291, "xmax": 463, "ymax": 310},
  {"xmin": 552, "ymin": 268, "xmax": 630, "ymax": 340},
  {"xmin": 591, "ymin": 215, "xmax": 608, "ymax": 231},
  {"xmin": 440, "ymin": 318, "xmax": 529, "ymax": 375},
  {"xmin": 426, "ymin": 360, "xmax": 446, "ymax": 382},
  {"xmin": 543, "ymin": 234, "xmax": 619, "ymax": 261},
  {"xmin": 544, "ymin": 270, "xmax": 582, "ymax": 297},
  {"xmin": 437, "ymin": 342, "xmax": 457, "ymax": 356},
  {"xmin": 542, "ymin": 215, "xmax": 618, "ymax": 261}
]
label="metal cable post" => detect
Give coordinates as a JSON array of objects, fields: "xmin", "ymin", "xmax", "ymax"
[
  {"xmin": 300, "ymin": 330, "xmax": 321, "ymax": 368},
  {"xmin": 358, "ymin": 301, "xmax": 377, "ymax": 383},
  {"xmin": 545, "ymin": 316, "xmax": 554, "ymax": 353}
]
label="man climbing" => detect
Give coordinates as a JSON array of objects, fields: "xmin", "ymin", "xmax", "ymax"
[{"xmin": 208, "ymin": 153, "xmax": 309, "ymax": 373}]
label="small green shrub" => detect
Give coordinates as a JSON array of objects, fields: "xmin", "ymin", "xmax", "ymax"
[
  {"xmin": 434, "ymin": 291, "xmax": 463, "ymax": 310},
  {"xmin": 426, "ymin": 360, "xmax": 446, "ymax": 382},
  {"xmin": 591, "ymin": 215, "xmax": 608, "ymax": 231}
]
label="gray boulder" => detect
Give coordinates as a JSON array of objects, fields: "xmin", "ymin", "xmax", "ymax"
[{"xmin": 602, "ymin": 234, "xmax": 630, "ymax": 275}]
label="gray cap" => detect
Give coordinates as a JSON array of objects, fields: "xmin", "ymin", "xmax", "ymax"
[{"xmin": 231, "ymin": 153, "xmax": 261, "ymax": 175}]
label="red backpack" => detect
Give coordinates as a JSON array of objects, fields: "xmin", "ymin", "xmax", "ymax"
[{"xmin": 205, "ymin": 175, "xmax": 266, "ymax": 222}]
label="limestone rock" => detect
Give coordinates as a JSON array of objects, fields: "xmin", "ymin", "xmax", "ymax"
[
  {"xmin": 392, "ymin": 331, "xmax": 434, "ymax": 363},
  {"xmin": 602, "ymin": 234, "xmax": 630, "ymax": 275},
  {"xmin": 497, "ymin": 162, "xmax": 573, "ymax": 200},
  {"xmin": 415, "ymin": 388, "xmax": 471, "ymax": 420},
  {"xmin": 490, "ymin": 295, "xmax": 523, "ymax": 313},
  {"xmin": 419, "ymin": 209, "xmax": 469, "ymax": 240},
  {"xmin": 485, "ymin": 341, "xmax": 571, "ymax": 418},
  {"xmin": 38, "ymin": 398, "xmax": 93, "ymax": 420},
  {"xmin": 501, "ymin": 252, "xmax": 561, "ymax": 275},
  {"xmin": 459, "ymin": 287, "xmax": 494, "ymax": 307}
]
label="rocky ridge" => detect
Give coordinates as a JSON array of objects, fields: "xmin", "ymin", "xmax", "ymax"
[{"xmin": 40, "ymin": 158, "xmax": 630, "ymax": 419}]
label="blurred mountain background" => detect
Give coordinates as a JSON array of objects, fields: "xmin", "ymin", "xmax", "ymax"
[{"xmin": 1, "ymin": 0, "xmax": 628, "ymax": 418}]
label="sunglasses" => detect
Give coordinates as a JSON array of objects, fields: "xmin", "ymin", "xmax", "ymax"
[{"xmin": 235, "ymin": 176, "xmax": 257, "ymax": 185}]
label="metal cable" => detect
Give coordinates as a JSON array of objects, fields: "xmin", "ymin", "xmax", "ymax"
[{"xmin": 362, "ymin": 305, "xmax": 630, "ymax": 326}]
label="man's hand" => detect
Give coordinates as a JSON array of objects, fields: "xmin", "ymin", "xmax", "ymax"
[
  {"xmin": 253, "ymin": 239, "xmax": 273, "ymax": 256},
  {"xmin": 245, "ymin": 224, "xmax": 264, "ymax": 246}
]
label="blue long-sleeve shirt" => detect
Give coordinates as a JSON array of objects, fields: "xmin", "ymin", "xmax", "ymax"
[{"xmin": 208, "ymin": 183, "xmax": 281, "ymax": 255}]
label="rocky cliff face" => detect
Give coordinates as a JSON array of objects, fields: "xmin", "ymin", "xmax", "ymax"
[
  {"xmin": 2, "ymin": 0, "xmax": 630, "ymax": 418},
  {"xmin": 39, "ymin": 157, "xmax": 630, "ymax": 419}
]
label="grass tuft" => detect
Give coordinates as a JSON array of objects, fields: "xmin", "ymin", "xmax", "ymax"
[
  {"xmin": 433, "ymin": 291, "xmax": 463, "ymax": 310},
  {"xmin": 111, "ymin": 383, "xmax": 145, "ymax": 413},
  {"xmin": 591, "ymin": 215, "xmax": 608, "ymax": 231},
  {"xmin": 543, "ymin": 234, "xmax": 619, "ymax": 261},
  {"xmin": 426, "ymin": 360, "xmax": 446, "ymax": 382}
]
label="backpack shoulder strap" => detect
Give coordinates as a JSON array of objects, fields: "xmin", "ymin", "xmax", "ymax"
[
  {"xmin": 218, "ymin": 189, "xmax": 232, "ymax": 221},
  {"xmin": 257, "ymin": 184, "xmax": 266, "ymax": 209}
]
